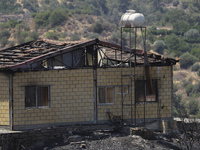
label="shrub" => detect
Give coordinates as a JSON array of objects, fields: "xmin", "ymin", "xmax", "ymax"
[
  {"xmin": 17, "ymin": 37, "xmax": 25, "ymax": 45},
  {"xmin": 49, "ymin": 9, "xmax": 68, "ymax": 27},
  {"xmin": 8, "ymin": 41, "xmax": 15, "ymax": 47},
  {"xmin": 173, "ymin": 0, "xmax": 179, "ymax": 6},
  {"xmin": 192, "ymin": 81, "xmax": 200, "ymax": 94},
  {"xmin": 140, "ymin": 40, "xmax": 152, "ymax": 52},
  {"xmin": 8, "ymin": 19, "xmax": 18, "ymax": 28},
  {"xmin": 31, "ymin": 13, "xmax": 37, "ymax": 18},
  {"xmin": 20, "ymin": 31, "xmax": 29, "ymax": 39},
  {"xmin": 60, "ymin": 33, "xmax": 67, "ymax": 38},
  {"xmin": 198, "ymin": 69, "xmax": 200, "ymax": 76},
  {"xmin": 87, "ymin": 33, "xmax": 99, "ymax": 39},
  {"xmin": 0, "ymin": 37, "xmax": 8, "ymax": 47},
  {"xmin": 184, "ymin": 29, "xmax": 199, "ymax": 39},
  {"xmin": 188, "ymin": 99, "xmax": 200, "ymax": 115},
  {"xmin": 70, "ymin": 34, "xmax": 80, "ymax": 41},
  {"xmin": 29, "ymin": 32, "xmax": 39, "ymax": 40},
  {"xmin": 191, "ymin": 62, "xmax": 200, "ymax": 71},
  {"xmin": 185, "ymin": 84, "xmax": 194, "ymax": 96},
  {"xmin": 56, "ymin": 27, "xmax": 62, "ymax": 32},
  {"xmin": 0, "ymin": 30, "xmax": 11, "ymax": 39},
  {"xmin": 25, "ymin": 37, "xmax": 34, "ymax": 43},
  {"xmin": 92, "ymin": 21, "xmax": 104, "ymax": 34},
  {"xmin": 153, "ymin": 40, "xmax": 165, "ymax": 54},
  {"xmin": 45, "ymin": 32, "xmax": 58, "ymax": 40},
  {"xmin": 179, "ymin": 53, "xmax": 198, "ymax": 69}
]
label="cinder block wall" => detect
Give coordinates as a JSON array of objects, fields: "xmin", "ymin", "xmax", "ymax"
[
  {"xmin": 0, "ymin": 72, "xmax": 9, "ymax": 125},
  {"xmin": 13, "ymin": 69, "xmax": 94, "ymax": 130},
  {"xmin": 97, "ymin": 66, "xmax": 172, "ymax": 122}
]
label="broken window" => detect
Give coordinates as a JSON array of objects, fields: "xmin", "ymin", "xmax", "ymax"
[
  {"xmin": 99, "ymin": 87, "xmax": 114, "ymax": 104},
  {"xmin": 118, "ymin": 86, "xmax": 129, "ymax": 95},
  {"xmin": 135, "ymin": 79, "xmax": 158, "ymax": 102},
  {"xmin": 25, "ymin": 86, "xmax": 50, "ymax": 108}
]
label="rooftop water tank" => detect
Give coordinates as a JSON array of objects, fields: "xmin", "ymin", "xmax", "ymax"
[{"xmin": 120, "ymin": 10, "xmax": 145, "ymax": 28}]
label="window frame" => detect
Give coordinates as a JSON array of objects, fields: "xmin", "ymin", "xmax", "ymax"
[
  {"xmin": 99, "ymin": 86, "xmax": 115, "ymax": 105},
  {"xmin": 25, "ymin": 85, "xmax": 50, "ymax": 109},
  {"xmin": 117, "ymin": 86, "xmax": 129, "ymax": 95},
  {"xmin": 135, "ymin": 79, "xmax": 158, "ymax": 103}
]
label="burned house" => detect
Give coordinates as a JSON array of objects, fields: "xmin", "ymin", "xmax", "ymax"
[{"xmin": 0, "ymin": 38, "xmax": 178, "ymax": 130}]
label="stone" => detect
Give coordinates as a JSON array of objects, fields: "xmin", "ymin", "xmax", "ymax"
[{"xmin": 68, "ymin": 135, "xmax": 82, "ymax": 142}]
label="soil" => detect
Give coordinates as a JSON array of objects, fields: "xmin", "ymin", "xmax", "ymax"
[{"xmin": 31, "ymin": 130, "xmax": 182, "ymax": 150}]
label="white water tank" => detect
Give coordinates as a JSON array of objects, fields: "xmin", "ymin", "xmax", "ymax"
[{"xmin": 120, "ymin": 10, "xmax": 145, "ymax": 27}]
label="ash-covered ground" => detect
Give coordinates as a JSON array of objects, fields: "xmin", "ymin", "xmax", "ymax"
[{"xmin": 30, "ymin": 129, "xmax": 183, "ymax": 150}]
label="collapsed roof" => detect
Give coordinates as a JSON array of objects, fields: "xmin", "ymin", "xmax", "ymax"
[{"xmin": 0, "ymin": 38, "xmax": 179, "ymax": 72}]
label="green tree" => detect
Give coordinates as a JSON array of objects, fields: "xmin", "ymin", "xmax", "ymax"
[
  {"xmin": 45, "ymin": 32, "xmax": 58, "ymax": 40},
  {"xmin": 8, "ymin": 19, "xmax": 18, "ymax": 28},
  {"xmin": 0, "ymin": 30, "xmax": 11, "ymax": 39},
  {"xmin": 20, "ymin": 31, "xmax": 29, "ymax": 39},
  {"xmin": 17, "ymin": 37, "xmax": 25, "ymax": 45},
  {"xmin": 165, "ymin": 34, "xmax": 190, "ymax": 56},
  {"xmin": 0, "ymin": 37, "xmax": 8, "ymax": 47},
  {"xmin": 197, "ymin": 69, "xmax": 200, "ymax": 76},
  {"xmin": 70, "ymin": 34, "xmax": 80, "ymax": 41},
  {"xmin": 190, "ymin": 48, "xmax": 200, "ymax": 60},
  {"xmin": 92, "ymin": 21, "xmax": 104, "ymax": 34},
  {"xmin": 8, "ymin": 41, "xmax": 15, "ymax": 47},
  {"xmin": 191, "ymin": 62, "xmax": 200, "ymax": 71},
  {"xmin": 185, "ymin": 84, "xmax": 194, "ymax": 96},
  {"xmin": 188, "ymin": 99, "xmax": 200, "ymax": 115},
  {"xmin": 179, "ymin": 53, "xmax": 198, "ymax": 69},
  {"xmin": 153, "ymin": 40, "xmax": 165, "ymax": 54},
  {"xmin": 29, "ymin": 31, "xmax": 39, "ymax": 40},
  {"xmin": 49, "ymin": 9, "xmax": 68, "ymax": 27},
  {"xmin": 184, "ymin": 29, "xmax": 199, "ymax": 39}
]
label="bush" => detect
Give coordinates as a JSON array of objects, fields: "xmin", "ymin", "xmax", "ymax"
[
  {"xmin": 0, "ymin": 30, "xmax": 11, "ymax": 39},
  {"xmin": 179, "ymin": 53, "xmax": 198, "ymax": 69},
  {"xmin": 198, "ymin": 69, "xmax": 200, "ymax": 76},
  {"xmin": 20, "ymin": 31, "xmax": 29, "ymax": 39},
  {"xmin": 92, "ymin": 21, "xmax": 104, "ymax": 34},
  {"xmin": 49, "ymin": 9, "xmax": 68, "ymax": 27},
  {"xmin": 25, "ymin": 37, "xmax": 34, "ymax": 43},
  {"xmin": 56, "ymin": 27, "xmax": 62, "ymax": 32},
  {"xmin": 173, "ymin": 0, "xmax": 179, "ymax": 6},
  {"xmin": 29, "ymin": 32, "xmax": 39, "ymax": 40},
  {"xmin": 191, "ymin": 62, "xmax": 200, "ymax": 71},
  {"xmin": 140, "ymin": 40, "xmax": 152, "ymax": 52},
  {"xmin": 192, "ymin": 81, "xmax": 200, "ymax": 94},
  {"xmin": 70, "ymin": 34, "xmax": 80, "ymax": 41},
  {"xmin": 185, "ymin": 84, "xmax": 194, "ymax": 96},
  {"xmin": 8, "ymin": 19, "xmax": 18, "ymax": 28},
  {"xmin": 188, "ymin": 99, "xmax": 200, "ymax": 115},
  {"xmin": 153, "ymin": 40, "xmax": 165, "ymax": 54},
  {"xmin": 31, "ymin": 13, "xmax": 37, "ymax": 18},
  {"xmin": 184, "ymin": 29, "xmax": 199, "ymax": 39},
  {"xmin": 8, "ymin": 41, "xmax": 15, "ymax": 47},
  {"xmin": 0, "ymin": 37, "xmax": 8, "ymax": 47},
  {"xmin": 45, "ymin": 32, "xmax": 58, "ymax": 40},
  {"xmin": 87, "ymin": 33, "xmax": 99, "ymax": 39},
  {"xmin": 17, "ymin": 37, "xmax": 25, "ymax": 45},
  {"xmin": 60, "ymin": 33, "xmax": 67, "ymax": 38}
]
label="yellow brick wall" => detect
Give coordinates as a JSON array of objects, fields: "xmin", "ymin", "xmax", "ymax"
[
  {"xmin": 13, "ymin": 69, "xmax": 94, "ymax": 126},
  {"xmin": 97, "ymin": 66, "xmax": 172, "ymax": 121},
  {"xmin": 0, "ymin": 72, "xmax": 9, "ymax": 125},
  {"xmin": 13, "ymin": 66, "xmax": 172, "ymax": 127}
]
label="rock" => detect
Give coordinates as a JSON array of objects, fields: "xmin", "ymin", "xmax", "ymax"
[{"xmin": 68, "ymin": 135, "xmax": 82, "ymax": 142}]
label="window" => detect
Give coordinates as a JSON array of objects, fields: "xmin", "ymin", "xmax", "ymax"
[
  {"xmin": 135, "ymin": 79, "xmax": 158, "ymax": 102},
  {"xmin": 25, "ymin": 86, "xmax": 50, "ymax": 108},
  {"xmin": 118, "ymin": 86, "xmax": 129, "ymax": 95},
  {"xmin": 99, "ymin": 87, "xmax": 114, "ymax": 105}
]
